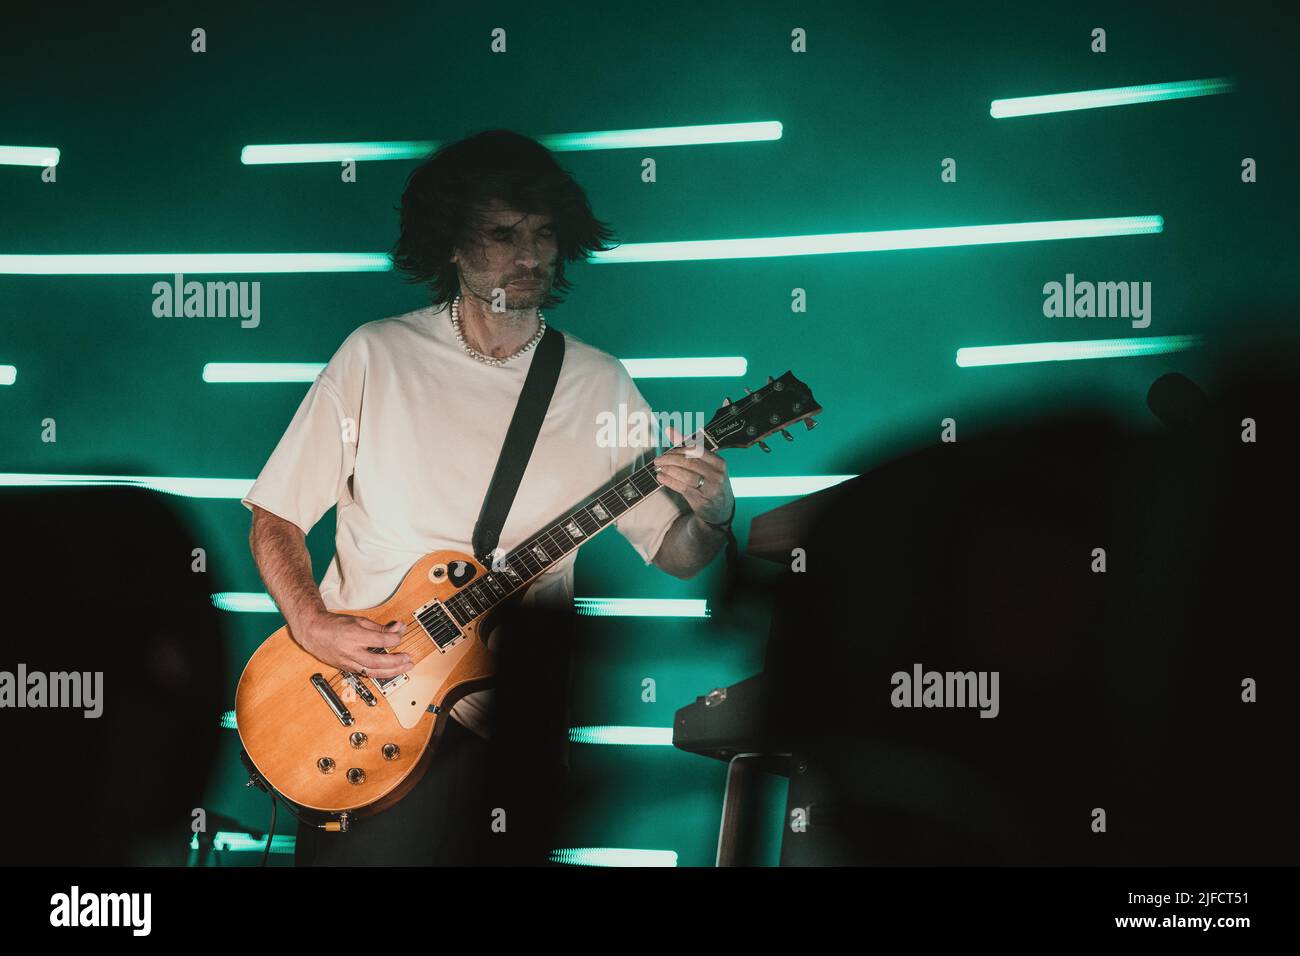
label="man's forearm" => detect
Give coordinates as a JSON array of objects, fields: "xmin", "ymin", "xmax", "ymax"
[
  {"xmin": 249, "ymin": 506, "xmax": 327, "ymax": 632},
  {"xmin": 652, "ymin": 511, "xmax": 730, "ymax": 579}
]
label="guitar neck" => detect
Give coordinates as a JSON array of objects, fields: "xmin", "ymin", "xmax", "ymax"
[{"xmin": 440, "ymin": 433, "xmax": 711, "ymax": 627}]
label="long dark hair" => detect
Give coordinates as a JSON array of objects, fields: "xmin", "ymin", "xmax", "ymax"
[{"xmin": 390, "ymin": 129, "xmax": 619, "ymax": 308}]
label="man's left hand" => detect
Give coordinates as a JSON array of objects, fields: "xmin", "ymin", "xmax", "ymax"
[{"xmin": 651, "ymin": 424, "xmax": 734, "ymax": 525}]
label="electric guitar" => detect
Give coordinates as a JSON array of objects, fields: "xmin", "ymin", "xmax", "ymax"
[{"xmin": 235, "ymin": 371, "xmax": 821, "ymax": 826}]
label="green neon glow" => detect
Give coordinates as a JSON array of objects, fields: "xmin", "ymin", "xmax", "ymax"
[
  {"xmin": 568, "ymin": 725, "xmax": 675, "ymax": 746},
  {"xmin": 0, "ymin": 473, "xmax": 253, "ymax": 498},
  {"xmin": 0, "ymin": 253, "xmax": 392, "ymax": 275},
  {"xmin": 203, "ymin": 357, "xmax": 747, "ymax": 383},
  {"xmin": 189, "ymin": 832, "xmax": 295, "ymax": 853},
  {"xmin": 537, "ymin": 121, "xmax": 781, "ymax": 151},
  {"xmin": 213, "ymin": 592, "xmax": 711, "ymax": 619},
  {"xmin": 0, "ymin": 365, "xmax": 15, "ymax": 385},
  {"xmin": 239, "ymin": 122, "xmax": 781, "ymax": 165},
  {"xmin": 991, "ymin": 77, "xmax": 1235, "ymax": 118},
  {"xmin": 189, "ymin": 832, "xmax": 660, "ymax": 864},
  {"xmin": 731, "ymin": 475, "xmax": 855, "ymax": 497},
  {"xmin": 219, "ymin": 710, "xmax": 237, "ymax": 730},
  {"xmin": 955, "ymin": 334, "xmax": 1202, "ymax": 367},
  {"xmin": 2, "ymin": 473, "xmax": 844, "ymax": 500},
  {"xmin": 211, "ymin": 592, "xmax": 278, "ymax": 613},
  {"xmin": 619, "ymin": 357, "xmax": 747, "ymax": 378},
  {"xmin": 242, "ymin": 141, "xmax": 439, "ymax": 164},
  {"xmin": 0, "ymin": 145, "xmax": 60, "ymax": 167},
  {"xmin": 204, "ymin": 363, "xmax": 325, "ymax": 383},
  {"xmin": 574, "ymin": 598, "xmax": 710, "ymax": 618},
  {"xmin": 550, "ymin": 848, "xmax": 678, "ymax": 867},
  {"xmin": 591, "ymin": 216, "xmax": 1163, "ymax": 264}
]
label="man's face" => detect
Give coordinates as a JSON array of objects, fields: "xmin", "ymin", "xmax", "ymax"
[{"xmin": 452, "ymin": 199, "xmax": 558, "ymax": 309}]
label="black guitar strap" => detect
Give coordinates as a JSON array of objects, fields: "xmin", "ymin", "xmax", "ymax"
[{"xmin": 471, "ymin": 323, "xmax": 566, "ymax": 566}]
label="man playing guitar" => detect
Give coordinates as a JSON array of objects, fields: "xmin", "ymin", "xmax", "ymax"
[{"xmin": 243, "ymin": 129, "xmax": 735, "ymax": 865}]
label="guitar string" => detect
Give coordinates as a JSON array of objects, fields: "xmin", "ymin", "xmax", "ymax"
[
  {"xmin": 312, "ymin": 400, "xmax": 777, "ymax": 693},
  {"xmin": 321, "ymin": 470, "xmax": 667, "ymax": 692}
]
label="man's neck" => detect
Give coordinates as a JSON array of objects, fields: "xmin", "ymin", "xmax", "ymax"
[{"xmin": 455, "ymin": 291, "xmax": 540, "ymax": 359}]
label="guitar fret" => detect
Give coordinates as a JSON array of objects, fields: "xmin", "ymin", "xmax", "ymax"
[
  {"xmin": 483, "ymin": 573, "xmax": 509, "ymax": 601},
  {"xmin": 427, "ymin": 459, "xmax": 668, "ymax": 630}
]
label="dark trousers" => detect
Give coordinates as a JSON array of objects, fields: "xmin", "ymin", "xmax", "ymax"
[{"xmin": 293, "ymin": 716, "xmax": 566, "ymax": 866}]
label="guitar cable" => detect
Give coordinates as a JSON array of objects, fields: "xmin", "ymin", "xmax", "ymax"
[{"xmin": 260, "ymin": 795, "xmax": 277, "ymax": 868}]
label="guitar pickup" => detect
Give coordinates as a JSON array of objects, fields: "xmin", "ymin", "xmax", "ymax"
[
  {"xmin": 366, "ymin": 647, "xmax": 411, "ymax": 697},
  {"xmin": 311, "ymin": 673, "xmax": 354, "ymax": 726}
]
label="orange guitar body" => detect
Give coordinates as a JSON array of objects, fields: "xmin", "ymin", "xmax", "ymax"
[{"xmin": 235, "ymin": 549, "xmax": 510, "ymax": 822}]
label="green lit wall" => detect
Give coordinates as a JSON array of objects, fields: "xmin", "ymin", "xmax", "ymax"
[{"xmin": 2, "ymin": 1, "xmax": 1295, "ymax": 865}]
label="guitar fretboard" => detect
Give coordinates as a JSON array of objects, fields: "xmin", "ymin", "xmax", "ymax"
[{"xmin": 429, "ymin": 457, "xmax": 672, "ymax": 631}]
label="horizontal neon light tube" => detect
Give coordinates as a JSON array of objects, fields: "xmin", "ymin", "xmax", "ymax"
[
  {"xmin": 189, "ymin": 832, "xmax": 295, "ymax": 853},
  {"xmin": 214, "ymin": 593, "xmax": 712, "ymax": 619},
  {"xmin": 569, "ymin": 725, "xmax": 675, "ymax": 746},
  {"xmin": 550, "ymin": 848, "xmax": 678, "ymax": 867},
  {"xmin": 0, "ymin": 473, "xmax": 253, "ymax": 498},
  {"xmin": 732, "ymin": 475, "xmax": 855, "ymax": 497},
  {"xmin": 0, "ymin": 365, "xmax": 15, "ymax": 386},
  {"xmin": 203, "ymin": 357, "xmax": 748, "ymax": 383},
  {"xmin": 619, "ymin": 357, "xmax": 747, "ymax": 378},
  {"xmin": 219, "ymin": 710, "xmax": 238, "ymax": 730},
  {"xmin": 211, "ymin": 593, "xmax": 278, "ymax": 613},
  {"xmin": 956, "ymin": 334, "xmax": 1202, "ymax": 367},
  {"xmin": 242, "ymin": 141, "xmax": 438, "ymax": 164},
  {"xmin": 204, "ymin": 363, "xmax": 324, "ymax": 383},
  {"xmin": 991, "ymin": 77, "xmax": 1235, "ymax": 118},
  {"xmin": 240, "ymin": 122, "xmax": 782, "ymax": 165},
  {"xmin": 575, "ymin": 598, "xmax": 710, "ymax": 618},
  {"xmin": 2, "ymin": 473, "xmax": 841, "ymax": 501},
  {"xmin": 0, "ymin": 253, "xmax": 392, "ymax": 275},
  {"xmin": 591, "ymin": 216, "xmax": 1163, "ymax": 264},
  {"xmin": 539, "ymin": 121, "xmax": 781, "ymax": 151},
  {"xmin": 0, "ymin": 145, "xmax": 60, "ymax": 167}
]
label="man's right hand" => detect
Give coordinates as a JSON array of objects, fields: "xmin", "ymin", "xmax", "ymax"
[{"xmin": 291, "ymin": 611, "xmax": 414, "ymax": 678}]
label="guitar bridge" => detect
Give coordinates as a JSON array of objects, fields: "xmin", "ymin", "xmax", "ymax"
[
  {"xmin": 310, "ymin": 673, "xmax": 354, "ymax": 726},
  {"xmin": 340, "ymin": 671, "xmax": 378, "ymax": 706}
]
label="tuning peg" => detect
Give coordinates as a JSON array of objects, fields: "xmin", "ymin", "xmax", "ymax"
[
  {"xmin": 757, "ymin": 440, "xmax": 771, "ymax": 453},
  {"xmin": 743, "ymin": 386, "xmax": 753, "ymax": 395},
  {"xmin": 722, "ymin": 397, "xmax": 731, "ymax": 406},
  {"xmin": 780, "ymin": 429, "xmax": 793, "ymax": 441},
  {"xmin": 804, "ymin": 417, "xmax": 817, "ymax": 430},
  {"xmin": 767, "ymin": 375, "xmax": 774, "ymax": 383}
]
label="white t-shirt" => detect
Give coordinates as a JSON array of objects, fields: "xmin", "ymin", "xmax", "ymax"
[{"xmin": 242, "ymin": 300, "xmax": 691, "ymax": 737}]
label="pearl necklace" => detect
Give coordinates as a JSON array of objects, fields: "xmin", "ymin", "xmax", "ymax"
[{"xmin": 449, "ymin": 293, "xmax": 546, "ymax": 367}]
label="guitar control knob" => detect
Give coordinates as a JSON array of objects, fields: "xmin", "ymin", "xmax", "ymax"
[
  {"xmin": 317, "ymin": 757, "xmax": 335, "ymax": 774},
  {"xmin": 350, "ymin": 731, "xmax": 368, "ymax": 748},
  {"xmin": 347, "ymin": 768, "xmax": 366, "ymax": 785},
  {"xmin": 382, "ymin": 743, "xmax": 400, "ymax": 761}
]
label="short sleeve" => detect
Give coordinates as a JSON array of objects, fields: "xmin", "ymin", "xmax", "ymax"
[
  {"xmin": 609, "ymin": 368, "xmax": 692, "ymax": 566},
  {"xmin": 241, "ymin": 343, "xmax": 361, "ymax": 536}
]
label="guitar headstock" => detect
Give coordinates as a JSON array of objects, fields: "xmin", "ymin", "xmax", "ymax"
[{"xmin": 701, "ymin": 371, "xmax": 822, "ymax": 452}]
